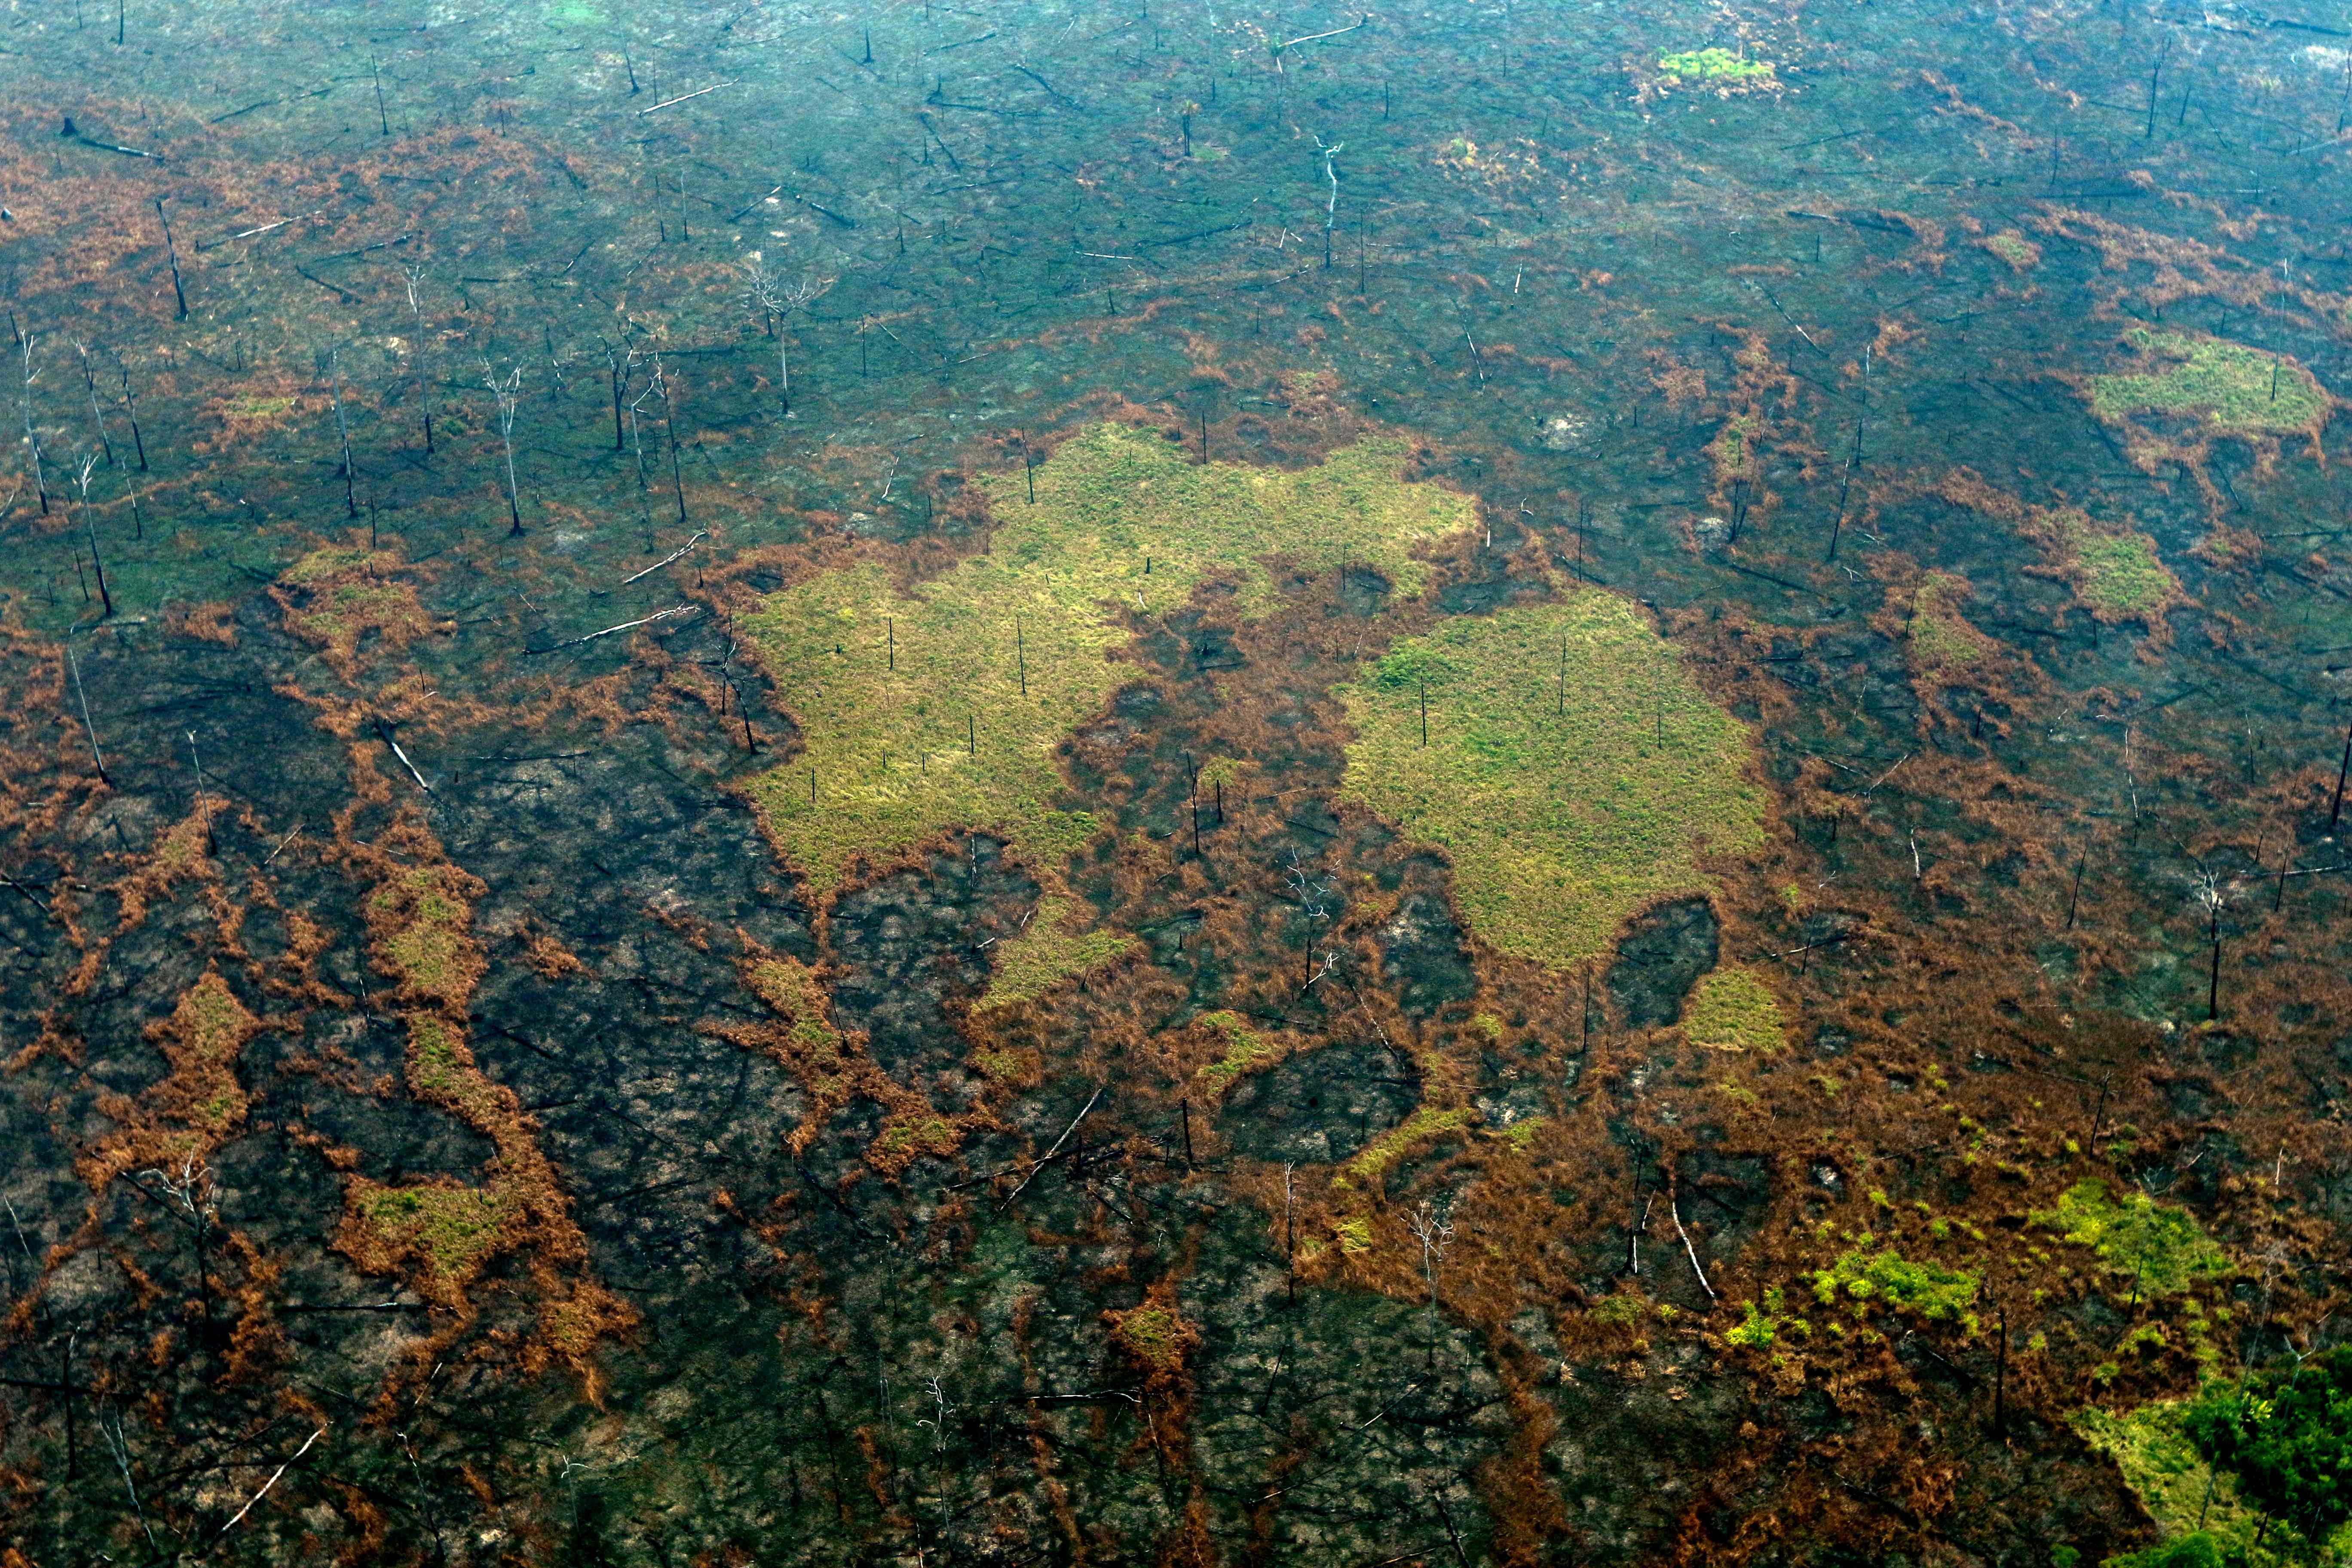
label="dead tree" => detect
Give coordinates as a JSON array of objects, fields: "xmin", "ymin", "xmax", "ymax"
[
  {"xmin": 481, "ymin": 358, "xmax": 524, "ymax": 535},
  {"xmin": 1407, "ymin": 1199, "xmax": 1455, "ymax": 1369},
  {"xmin": 738, "ymin": 260, "xmax": 835, "ymax": 418},
  {"xmin": 75, "ymin": 340, "xmax": 140, "ymax": 537},
  {"xmin": 19, "ymin": 329, "xmax": 49, "ymax": 514},
  {"xmin": 72, "ymin": 454, "xmax": 112, "ymax": 618},
  {"xmin": 403, "ymin": 260, "xmax": 435, "ymax": 454}
]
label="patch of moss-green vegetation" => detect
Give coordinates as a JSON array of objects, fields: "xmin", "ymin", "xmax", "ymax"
[
  {"xmin": 354, "ymin": 1182, "xmax": 508, "ymax": 1284},
  {"xmin": 1337, "ymin": 597, "xmax": 1764, "ymax": 967},
  {"xmin": 1712, "ymin": 414, "xmax": 1755, "ymax": 475},
  {"xmin": 1332, "ymin": 1215, "xmax": 1374, "ymax": 1255},
  {"xmin": 1812, "ymin": 1246, "xmax": 1979, "ymax": 1324},
  {"xmin": 1657, "ymin": 47, "xmax": 1775, "ymax": 86},
  {"xmin": 971, "ymin": 1047, "xmax": 1023, "ymax": 1083},
  {"xmin": 742, "ymin": 424, "xmax": 1473, "ymax": 909},
  {"xmin": 873, "ymin": 1115, "xmax": 957, "ymax": 1161},
  {"xmin": 284, "ymin": 545, "xmax": 387, "ymax": 585},
  {"xmin": 372, "ymin": 868, "xmax": 480, "ymax": 1008},
  {"xmin": 1592, "ymin": 1291, "xmax": 1649, "ymax": 1327},
  {"xmin": 407, "ymin": 1016, "xmax": 502, "ymax": 1126},
  {"xmin": 2036, "ymin": 1180, "xmax": 2229, "ymax": 1298},
  {"xmin": 1724, "ymin": 1286, "xmax": 1810, "ymax": 1348},
  {"xmin": 1111, "ymin": 1300, "xmax": 1196, "ymax": 1374},
  {"xmin": 2067, "ymin": 520, "xmax": 2179, "ymax": 618},
  {"xmin": 1502, "ymin": 1115, "xmax": 1549, "ymax": 1152},
  {"xmin": 1197, "ymin": 755, "xmax": 1244, "ymax": 791},
  {"xmin": 1908, "ymin": 572, "xmax": 1993, "ymax": 671},
  {"xmin": 385, "ymin": 923, "xmax": 468, "ymax": 1003},
  {"xmin": 180, "ymin": 973, "xmax": 255, "ymax": 1057},
  {"xmin": 1190, "ymin": 1010, "xmax": 1280, "ymax": 1099},
  {"xmin": 2091, "ymin": 330, "xmax": 2330, "ymax": 435},
  {"xmin": 1682, "ymin": 965, "xmax": 1785, "ymax": 1052},
  {"xmin": 2076, "ymin": 1401, "xmax": 2301, "ymax": 1568},
  {"xmin": 2106, "ymin": 1535, "xmax": 2254, "ymax": 1568},
  {"xmin": 223, "ymin": 393, "xmax": 297, "ymax": 423},
  {"xmin": 1984, "ymin": 230, "xmax": 2041, "ymax": 270},
  {"xmin": 977, "ymin": 894, "xmax": 1136, "ymax": 1011},
  {"xmin": 1334, "ymin": 1105, "xmax": 1478, "ymax": 1190},
  {"xmin": 408, "ymin": 1016, "xmax": 467, "ymax": 1096}
]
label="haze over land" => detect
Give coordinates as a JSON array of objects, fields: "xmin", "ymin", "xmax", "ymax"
[{"xmin": 0, "ymin": 2, "xmax": 2350, "ymax": 1565}]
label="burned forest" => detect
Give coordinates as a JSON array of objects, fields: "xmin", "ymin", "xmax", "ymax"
[{"xmin": 2, "ymin": 1, "xmax": 2351, "ymax": 1566}]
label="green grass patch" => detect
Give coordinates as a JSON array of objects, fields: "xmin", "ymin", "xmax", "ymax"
[
  {"xmin": 2091, "ymin": 329, "xmax": 2330, "ymax": 435},
  {"xmin": 179, "ymin": 973, "xmax": 256, "ymax": 1057},
  {"xmin": 2027, "ymin": 508, "xmax": 2180, "ymax": 622},
  {"xmin": 385, "ymin": 923, "xmax": 469, "ymax": 1005},
  {"xmin": 406, "ymin": 1016, "xmax": 504, "ymax": 1127},
  {"xmin": 2035, "ymin": 1180, "xmax": 2229, "ymax": 1298},
  {"xmin": 971, "ymin": 1047, "xmax": 1023, "ymax": 1083},
  {"xmin": 741, "ymin": 424, "xmax": 1473, "ymax": 910},
  {"xmin": 1984, "ymin": 230, "xmax": 2042, "ymax": 270},
  {"xmin": 1682, "ymin": 965, "xmax": 1785, "ymax": 1052},
  {"xmin": 1190, "ymin": 1010, "xmax": 1281, "ymax": 1099},
  {"xmin": 223, "ymin": 393, "xmax": 297, "ymax": 423},
  {"xmin": 2070, "ymin": 525, "xmax": 2178, "ymax": 617},
  {"xmin": 1336, "ymin": 597, "xmax": 1764, "ymax": 967},
  {"xmin": 1592, "ymin": 1291, "xmax": 1649, "ymax": 1327},
  {"xmin": 283, "ymin": 545, "xmax": 387, "ymax": 585},
  {"xmin": 1502, "ymin": 1115, "xmax": 1549, "ymax": 1152},
  {"xmin": 977, "ymin": 894, "xmax": 1136, "ymax": 1011},
  {"xmin": 1657, "ymin": 47, "xmax": 1775, "ymax": 85},
  {"xmin": 353, "ymin": 1182, "xmax": 509, "ymax": 1285},
  {"xmin": 1109, "ymin": 1298, "xmax": 1197, "ymax": 1374},
  {"xmin": 1908, "ymin": 572, "xmax": 1992, "ymax": 671},
  {"xmin": 408, "ymin": 1016, "xmax": 467, "ymax": 1097},
  {"xmin": 1812, "ymin": 1246, "xmax": 1979, "ymax": 1323},
  {"xmin": 872, "ymin": 1115, "xmax": 957, "ymax": 1162},
  {"xmin": 1334, "ymin": 1105, "xmax": 1478, "ymax": 1190}
]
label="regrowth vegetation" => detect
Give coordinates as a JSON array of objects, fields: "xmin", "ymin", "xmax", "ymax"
[
  {"xmin": 2036, "ymin": 1179, "xmax": 2230, "ymax": 1299},
  {"xmin": 271, "ymin": 543, "xmax": 450, "ymax": 682},
  {"xmin": 2075, "ymin": 1384, "xmax": 2352, "ymax": 1568},
  {"xmin": 978, "ymin": 894, "xmax": 1136, "ymax": 1011},
  {"xmin": 1335, "ymin": 596, "xmax": 1764, "ymax": 966},
  {"xmin": 741, "ymin": 422, "xmax": 1474, "ymax": 994},
  {"xmin": 2033, "ymin": 509, "xmax": 2182, "ymax": 622},
  {"xmin": 1982, "ymin": 230, "xmax": 2042, "ymax": 270},
  {"xmin": 1811, "ymin": 1246, "xmax": 1980, "ymax": 1325},
  {"xmin": 1905, "ymin": 571, "xmax": 1995, "ymax": 674},
  {"xmin": 1656, "ymin": 47, "xmax": 1776, "ymax": 88},
  {"xmin": 1189, "ymin": 1009, "xmax": 1282, "ymax": 1099},
  {"xmin": 1681, "ymin": 964, "xmax": 1786, "ymax": 1052},
  {"xmin": 2180, "ymin": 1350, "xmax": 2352, "ymax": 1563},
  {"xmin": 2091, "ymin": 330, "xmax": 2331, "ymax": 437}
]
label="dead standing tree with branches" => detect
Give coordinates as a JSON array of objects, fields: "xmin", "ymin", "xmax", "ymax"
[
  {"xmin": 482, "ymin": 359, "xmax": 524, "ymax": 536},
  {"xmin": 738, "ymin": 258, "xmax": 835, "ymax": 419},
  {"xmin": 404, "ymin": 260, "xmax": 435, "ymax": 455}
]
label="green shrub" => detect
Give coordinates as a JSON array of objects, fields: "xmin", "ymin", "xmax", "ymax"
[{"xmin": 2034, "ymin": 1181, "xmax": 2227, "ymax": 1298}]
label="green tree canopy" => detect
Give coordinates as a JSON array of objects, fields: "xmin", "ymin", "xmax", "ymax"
[
  {"xmin": 2181, "ymin": 1349, "xmax": 2352, "ymax": 1561},
  {"xmin": 2108, "ymin": 1531, "xmax": 2249, "ymax": 1568}
]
